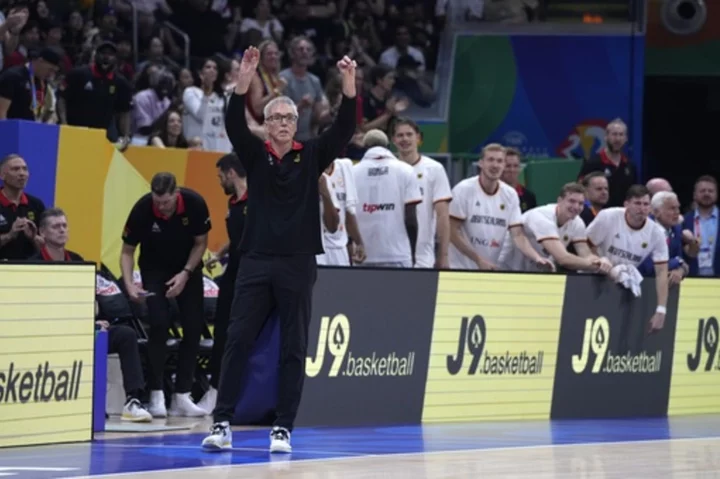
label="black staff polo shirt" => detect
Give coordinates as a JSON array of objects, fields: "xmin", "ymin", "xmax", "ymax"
[
  {"xmin": 0, "ymin": 65, "xmax": 46, "ymax": 121},
  {"xmin": 30, "ymin": 246, "xmax": 84, "ymax": 262},
  {"xmin": 226, "ymin": 191, "xmax": 248, "ymax": 264},
  {"xmin": 0, "ymin": 189, "xmax": 46, "ymax": 260},
  {"xmin": 578, "ymin": 149, "xmax": 637, "ymax": 208},
  {"xmin": 59, "ymin": 64, "xmax": 133, "ymax": 129},
  {"xmin": 121, "ymin": 188, "xmax": 212, "ymax": 273}
]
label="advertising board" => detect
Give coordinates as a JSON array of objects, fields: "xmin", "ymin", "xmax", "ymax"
[
  {"xmin": 422, "ymin": 272, "xmax": 566, "ymax": 422},
  {"xmin": 668, "ymin": 279, "xmax": 720, "ymax": 415},
  {"xmin": 551, "ymin": 276, "xmax": 678, "ymax": 418},
  {"xmin": 0, "ymin": 263, "xmax": 96, "ymax": 447},
  {"xmin": 296, "ymin": 268, "xmax": 438, "ymax": 427}
]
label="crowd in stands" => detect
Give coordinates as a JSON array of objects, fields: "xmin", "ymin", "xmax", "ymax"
[{"xmin": 0, "ymin": 0, "xmax": 442, "ymax": 155}]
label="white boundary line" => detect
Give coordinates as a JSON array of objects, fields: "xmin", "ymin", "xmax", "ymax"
[{"xmin": 60, "ymin": 435, "xmax": 720, "ymax": 479}]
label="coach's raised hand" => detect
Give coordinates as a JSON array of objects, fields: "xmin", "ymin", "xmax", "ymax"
[
  {"xmin": 235, "ymin": 46, "xmax": 260, "ymax": 95},
  {"xmin": 337, "ymin": 55, "xmax": 357, "ymax": 98}
]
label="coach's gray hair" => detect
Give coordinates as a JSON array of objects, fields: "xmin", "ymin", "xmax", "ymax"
[
  {"xmin": 263, "ymin": 96, "xmax": 299, "ymax": 120},
  {"xmin": 362, "ymin": 129, "xmax": 389, "ymax": 148},
  {"xmin": 651, "ymin": 191, "xmax": 678, "ymax": 212}
]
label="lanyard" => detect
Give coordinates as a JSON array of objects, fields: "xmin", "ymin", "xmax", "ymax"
[{"xmin": 26, "ymin": 62, "xmax": 43, "ymax": 120}]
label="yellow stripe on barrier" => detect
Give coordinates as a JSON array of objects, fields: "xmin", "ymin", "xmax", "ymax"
[
  {"xmin": 668, "ymin": 278, "xmax": 720, "ymax": 415},
  {"xmin": 422, "ymin": 272, "xmax": 566, "ymax": 422}
]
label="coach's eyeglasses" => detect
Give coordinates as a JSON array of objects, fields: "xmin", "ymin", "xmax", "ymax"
[{"xmin": 266, "ymin": 114, "xmax": 298, "ymax": 124}]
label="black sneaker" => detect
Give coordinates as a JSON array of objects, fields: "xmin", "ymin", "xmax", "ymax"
[{"xmin": 269, "ymin": 426, "xmax": 292, "ymax": 453}]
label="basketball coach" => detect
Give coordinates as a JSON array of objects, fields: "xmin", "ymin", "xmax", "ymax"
[{"xmin": 202, "ymin": 47, "xmax": 357, "ymax": 453}]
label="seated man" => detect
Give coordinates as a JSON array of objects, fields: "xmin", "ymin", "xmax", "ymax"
[{"xmin": 32, "ymin": 208, "xmax": 152, "ymax": 422}]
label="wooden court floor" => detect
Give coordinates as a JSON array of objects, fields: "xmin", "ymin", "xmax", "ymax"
[{"xmin": 1, "ymin": 416, "xmax": 719, "ymax": 478}]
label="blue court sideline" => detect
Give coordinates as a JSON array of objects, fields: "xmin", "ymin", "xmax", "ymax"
[{"xmin": 1, "ymin": 416, "xmax": 720, "ymax": 478}]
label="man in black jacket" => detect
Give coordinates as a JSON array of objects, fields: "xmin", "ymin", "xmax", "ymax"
[{"xmin": 202, "ymin": 46, "xmax": 357, "ymax": 453}]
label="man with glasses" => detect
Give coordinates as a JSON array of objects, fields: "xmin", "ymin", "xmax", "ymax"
[{"xmin": 202, "ymin": 46, "xmax": 357, "ymax": 454}]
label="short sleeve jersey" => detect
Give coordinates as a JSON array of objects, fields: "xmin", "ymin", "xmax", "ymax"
[
  {"xmin": 448, "ymin": 178, "xmax": 522, "ymax": 270},
  {"xmin": 498, "ymin": 203, "xmax": 587, "ymax": 272},
  {"xmin": 324, "ymin": 158, "xmax": 359, "ymax": 249},
  {"xmin": 353, "ymin": 153, "xmax": 422, "ymax": 263},
  {"xmin": 121, "ymin": 188, "xmax": 211, "ymax": 273},
  {"xmin": 411, "ymin": 155, "xmax": 452, "ymax": 268},
  {"xmin": 586, "ymin": 207, "xmax": 669, "ymax": 267}
]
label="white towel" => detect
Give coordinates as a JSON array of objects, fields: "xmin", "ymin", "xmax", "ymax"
[{"xmin": 610, "ymin": 264, "xmax": 643, "ymax": 298}]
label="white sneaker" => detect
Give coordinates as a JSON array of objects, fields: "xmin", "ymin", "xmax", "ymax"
[
  {"xmin": 196, "ymin": 387, "xmax": 217, "ymax": 415},
  {"xmin": 148, "ymin": 390, "xmax": 167, "ymax": 418},
  {"xmin": 168, "ymin": 392, "xmax": 207, "ymax": 417},
  {"xmin": 201, "ymin": 422, "xmax": 232, "ymax": 451},
  {"xmin": 121, "ymin": 398, "xmax": 152, "ymax": 422},
  {"xmin": 269, "ymin": 426, "xmax": 292, "ymax": 453}
]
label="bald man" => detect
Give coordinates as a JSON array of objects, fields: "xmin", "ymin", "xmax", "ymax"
[{"xmin": 646, "ymin": 178, "xmax": 672, "ymax": 197}]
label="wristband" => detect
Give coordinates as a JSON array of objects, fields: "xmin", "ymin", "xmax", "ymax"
[
  {"xmin": 183, "ymin": 267, "xmax": 193, "ymax": 275},
  {"xmin": 656, "ymin": 305, "xmax": 667, "ymax": 315}
]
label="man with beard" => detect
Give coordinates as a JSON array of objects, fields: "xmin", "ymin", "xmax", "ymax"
[
  {"xmin": 58, "ymin": 41, "xmax": 132, "ymax": 146},
  {"xmin": 0, "ymin": 154, "xmax": 45, "ymax": 260},
  {"xmin": 498, "ymin": 182, "xmax": 612, "ymax": 274},
  {"xmin": 449, "ymin": 143, "xmax": 553, "ymax": 271},
  {"xmin": 197, "ymin": 153, "xmax": 248, "ymax": 414},
  {"xmin": 683, "ymin": 175, "xmax": 720, "ymax": 277},
  {"xmin": 578, "ymin": 118, "xmax": 637, "ymax": 207}
]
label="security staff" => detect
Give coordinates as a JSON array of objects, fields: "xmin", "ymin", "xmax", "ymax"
[
  {"xmin": 202, "ymin": 47, "xmax": 356, "ymax": 453},
  {"xmin": 57, "ymin": 41, "xmax": 133, "ymax": 145},
  {"xmin": 197, "ymin": 153, "xmax": 248, "ymax": 414},
  {"xmin": 0, "ymin": 154, "xmax": 45, "ymax": 260},
  {"xmin": 0, "ymin": 46, "xmax": 61, "ymax": 121},
  {"xmin": 120, "ymin": 172, "xmax": 211, "ymax": 419}
]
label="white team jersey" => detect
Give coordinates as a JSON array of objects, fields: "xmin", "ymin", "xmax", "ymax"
[
  {"xmin": 182, "ymin": 87, "xmax": 232, "ymax": 153},
  {"xmin": 498, "ymin": 203, "xmax": 588, "ymax": 272},
  {"xmin": 353, "ymin": 147, "xmax": 422, "ymax": 264},
  {"xmin": 316, "ymin": 174, "xmax": 340, "ymax": 266},
  {"xmin": 586, "ymin": 207, "xmax": 669, "ymax": 267},
  {"xmin": 324, "ymin": 158, "xmax": 359, "ymax": 249},
  {"xmin": 411, "ymin": 155, "xmax": 453, "ymax": 268},
  {"xmin": 448, "ymin": 177, "xmax": 522, "ymax": 270}
]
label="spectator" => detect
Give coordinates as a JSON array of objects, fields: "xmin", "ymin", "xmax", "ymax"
[
  {"xmin": 578, "ymin": 118, "xmax": 637, "ymax": 208},
  {"xmin": 4, "ymin": 21, "xmax": 41, "ymax": 68},
  {"xmin": 279, "ymin": 35, "xmax": 330, "ymax": 141},
  {"xmin": 58, "ymin": 41, "xmax": 132, "ymax": 145},
  {"xmin": 137, "ymin": 36, "xmax": 177, "ymax": 73},
  {"xmin": 379, "ymin": 24, "xmax": 425, "ymax": 72},
  {"xmin": 240, "ymin": 0, "xmax": 284, "ymax": 43},
  {"xmin": 501, "ymin": 148, "xmax": 537, "ymax": 213},
  {"xmin": 182, "ymin": 57, "xmax": 231, "ymax": 152},
  {"xmin": 0, "ymin": 154, "xmax": 45, "ymax": 261},
  {"xmin": 64, "ymin": 10, "xmax": 86, "ymax": 62},
  {"xmin": 0, "ymin": 46, "xmax": 60, "ymax": 121},
  {"xmin": 115, "ymin": 34, "xmax": 135, "ymax": 80},
  {"xmin": 31, "ymin": 208, "xmax": 152, "ymax": 423},
  {"xmin": 148, "ymin": 109, "xmax": 189, "ymax": 148},
  {"xmin": 247, "ymin": 40, "xmax": 286, "ymax": 124},
  {"xmin": 0, "ymin": 6, "xmax": 29, "ymax": 72},
  {"xmin": 683, "ymin": 175, "xmax": 719, "ymax": 278},
  {"xmin": 346, "ymin": 0, "xmax": 382, "ymax": 56},
  {"xmin": 361, "ymin": 64, "xmax": 407, "ymax": 133},
  {"xmin": 133, "ymin": 67, "xmax": 174, "ymax": 136},
  {"xmin": 42, "ymin": 20, "xmax": 72, "ymax": 72},
  {"xmin": 646, "ymin": 178, "xmax": 672, "ymax": 197}
]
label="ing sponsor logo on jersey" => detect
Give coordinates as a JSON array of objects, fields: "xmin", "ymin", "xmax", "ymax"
[
  {"xmin": 362, "ymin": 203, "xmax": 395, "ymax": 214},
  {"xmin": 471, "ymin": 237, "xmax": 501, "ymax": 248}
]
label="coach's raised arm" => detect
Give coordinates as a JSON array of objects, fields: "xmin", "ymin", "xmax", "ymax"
[{"xmin": 225, "ymin": 47, "xmax": 356, "ymax": 173}]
